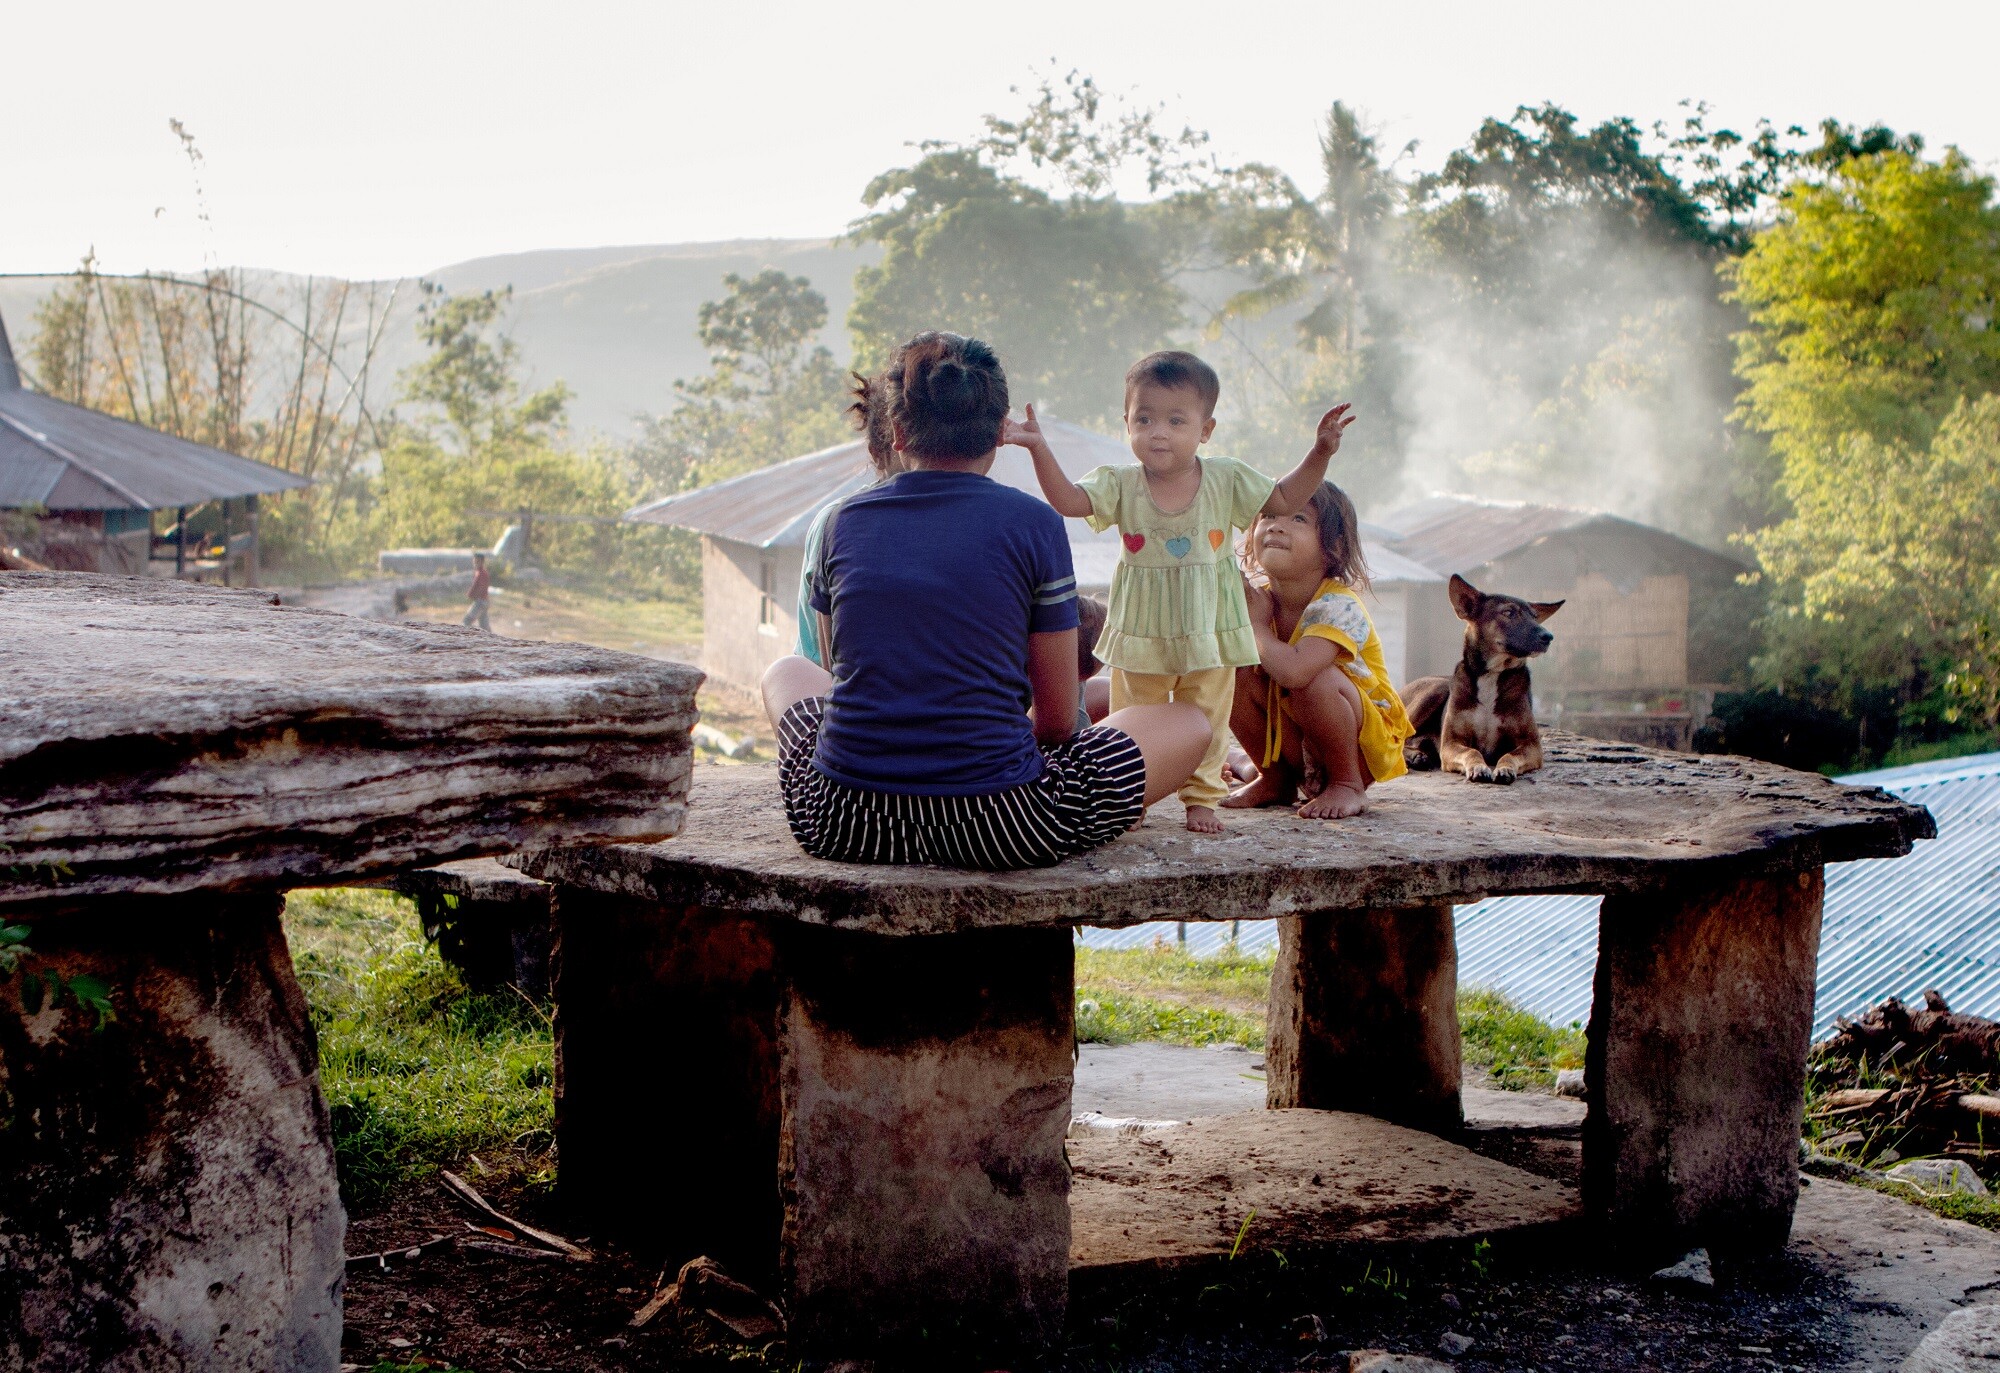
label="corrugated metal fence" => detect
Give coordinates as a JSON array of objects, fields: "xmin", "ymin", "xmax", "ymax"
[{"xmin": 1077, "ymin": 751, "xmax": 2000, "ymax": 1039}]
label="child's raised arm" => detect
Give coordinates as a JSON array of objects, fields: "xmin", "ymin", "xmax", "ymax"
[
  {"xmin": 1263, "ymin": 403, "xmax": 1356, "ymax": 516},
  {"xmin": 1004, "ymin": 404, "xmax": 1094, "ymax": 520}
]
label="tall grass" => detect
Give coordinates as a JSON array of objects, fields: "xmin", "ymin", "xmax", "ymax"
[{"xmin": 284, "ymin": 888, "xmax": 553, "ymax": 1211}]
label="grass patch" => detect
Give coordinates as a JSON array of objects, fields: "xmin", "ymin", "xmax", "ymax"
[
  {"xmin": 1075, "ymin": 945, "xmax": 1584, "ymax": 1082},
  {"xmin": 1859, "ymin": 1177, "xmax": 2000, "ymax": 1231},
  {"xmin": 1459, "ymin": 987, "xmax": 1587, "ymax": 1089},
  {"xmin": 1076, "ymin": 944, "xmax": 1273, "ymax": 1049},
  {"xmin": 1076, "ymin": 987, "xmax": 1266, "ymax": 1049},
  {"xmin": 285, "ymin": 887, "xmax": 553, "ymax": 1212}
]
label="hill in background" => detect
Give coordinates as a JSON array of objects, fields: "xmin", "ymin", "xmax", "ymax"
[{"xmin": 0, "ymin": 236, "xmax": 879, "ymax": 439}]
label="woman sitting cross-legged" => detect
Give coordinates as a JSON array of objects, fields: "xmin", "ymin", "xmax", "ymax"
[{"xmin": 760, "ymin": 330, "xmax": 1209, "ymax": 870}]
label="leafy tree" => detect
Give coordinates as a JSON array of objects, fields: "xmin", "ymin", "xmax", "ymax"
[
  {"xmin": 1384, "ymin": 104, "xmax": 1760, "ymax": 539},
  {"xmin": 399, "ymin": 284, "xmax": 569, "ymax": 454},
  {"xmin": 1726, "ymin": 148, "xmax": 2000, "ymax": 471},
  {"xmin": 375, "ymin": 288, "xmax": 663, "ymax": 588},
  {"xmin": 1203, "ymin": 104, "xmax": 1411, "ymax": 501},
  {"xmin": 628, "ymin": 270, "xmax": 850, "ymax": 497},
  {"xmin": 847, "ymin": 73, "xmax": 1210, "ymax": 428},
  {"xmin": 1751, "ymin": 396, "xmax": 2000, "ymax": 723},
  {"xmin": 1733, "ymin": 147, "xmax": 2000, "ymax": 714},
  {"xmin": 848, "ymin": 150, "xmax": 1183, "ymax": 426}
]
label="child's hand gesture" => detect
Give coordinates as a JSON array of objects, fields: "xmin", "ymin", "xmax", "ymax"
[
  {"xmin": 1311, "ymin": 403, "xmax": 1356, "ymax": 458},
  {"xmin": 1244, "ymin": 580, "xmax": 1274, "ymax": 628},
  {"xmin": 1001, "ymin": 403, "xmax": 1053, "ymax": 457}
]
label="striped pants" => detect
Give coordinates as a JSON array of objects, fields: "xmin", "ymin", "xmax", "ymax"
[{"xmin": 776, "ymin": 698, "xmax": 1147, "ymax": 871}]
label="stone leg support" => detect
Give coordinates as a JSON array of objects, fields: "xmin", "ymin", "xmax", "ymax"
[
  {"xmin": 0, "ymin": 894, "xmax": 344, "ymax": 1373},
  {"xmin": 550, "ymin": 890, "xmax": 783, "ymax": 1279},
  {"xmin": 1585, "ymin": 868, "xmax": 1825, "ymax": 1259},
  {"xmin": 1266, "ymin": 906, "xmax": 1463, "ymax": 1132},
  {"xmin": 780, "ymin": 925, "xmax": 1074, "ymax": 1361}
]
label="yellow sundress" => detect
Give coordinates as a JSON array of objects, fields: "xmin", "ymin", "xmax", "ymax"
[{"xmin": 1260, "ymin": 577, "xmax": 1411, "ymax": 784}]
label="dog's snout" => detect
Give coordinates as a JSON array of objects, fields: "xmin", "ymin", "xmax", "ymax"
[{"xmin": 1535, "ymin": 628, "xmax": 1553, "ymax": 648}]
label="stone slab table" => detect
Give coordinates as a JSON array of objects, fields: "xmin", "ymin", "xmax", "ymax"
[
  {"xmin": 520, "ymin": 737, "xmax": 1932, "ymax": 1361},
  {"xmin": 0, "ymin": 573, "xmax": 699, "ymax": 1373}
]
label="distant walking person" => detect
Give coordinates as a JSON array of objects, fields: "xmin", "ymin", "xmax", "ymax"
[{"xmin": 464, "ymin": 552, "xmax": 492, "ymax": 631}]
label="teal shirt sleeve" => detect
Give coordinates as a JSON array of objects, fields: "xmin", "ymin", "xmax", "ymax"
[{"xmin": 795, "ymin": 502, "xmax": 835, "ymax": 666}]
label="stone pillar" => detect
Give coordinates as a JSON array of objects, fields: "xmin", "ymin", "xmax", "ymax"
[
  {"xmin": 550, "ymin": 890, "xmax": 783, "ymax": 1278},
  {"xmin": 1265, "ymin": 905, "xmax": 1463, "ymax": 1133},
  {"xmin": 778, "ymin": 925, "xmax": 1074, "ymax": 1361},
  {"xmin": 1585, "ymin": 868, "xmax": 1825, "ymax": 1259},
  {"xmin": 0, "ymin": 895, "xmax": 344, "ymax": 1373}
]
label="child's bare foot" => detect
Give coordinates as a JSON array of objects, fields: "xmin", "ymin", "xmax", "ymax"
[
  {"xmin": 1221, "ymin": 770, "xmax": 1297, "ymax": 809},
  {"xmin": 1298, "ymin": 784, "xmax": 1367, "ymax": 819},
  {"xmin": 1185, "ymin": 804, "xmax": 1224, "ymax": 834}
]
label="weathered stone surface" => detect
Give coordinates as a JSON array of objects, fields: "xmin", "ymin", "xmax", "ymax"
[
  {"xmin": 1585, "ymin": 869, "xmax": 1825, "ymax": 1258},
  {"xmin": 1902, "ymin": 1303, "xmax": 2000, "ymax": 1372},
  {"xmin": 1650, "ymin": 1247, "xmax": 1716, "ymax": 1290},
  {"xmin": 521, "ymin": 744, "xmax": 1932, "ymax": 935},
  {"xmin": 1266, "ymin": 906, "xmax": 1462, "ymax": 1132},
  {"xmin": 0, "ymin": 895, "xmax": 344, "ymax": 1371},
  {"xmin": 0, "ymin": 573, "xmax": 699, "ymax": 908},
  {"xmin": 550, "ymin": 892, "xmax": 783, "ymax": 1280},
  {"xmin": 1067, "ymin": 1109, "xmax": 1577, "ymax": 1276},
  {"xmin": 780, "ymin": 926, "xmax": 1073, "ymax": 1360},
  {"xmin": 1885, "ymin": 1158, "xmax": 1991, "ymax": 1197},
  {"xmin": 392, "ymin": 859, "xmax": 553, "ymax": 996},
  {"xmin": 1349, "ymin": 1353, "xmax": 1458, "ymax": 1373}
]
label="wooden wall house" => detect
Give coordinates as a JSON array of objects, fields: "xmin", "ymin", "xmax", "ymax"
[
  {"xmin": 0, "ymin": 311, "xmax": 306, "ymax": 581},
  {"xmin": 1373, "ymin": 497, "xmax": 1753, "ymax": 749}
]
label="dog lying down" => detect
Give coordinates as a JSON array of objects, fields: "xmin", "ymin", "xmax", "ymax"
[{"xmin": 1403, "ymin": 574, "xmax": 1564, "ymax": 784}]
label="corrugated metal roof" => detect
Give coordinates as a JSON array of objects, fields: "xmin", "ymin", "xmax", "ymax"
[
  {"xmin": 626, "ymin": 418, "xmax": 1136, "ymax": 583},
  {"xmin": 1364, "ymin": 543, "xmax": 1444, "ymax": 586},
  {"xmin": 1373, "ymin": 494, "xmax": 1747, "ymax": 581},
  {"xmin": 1080, "ymin": 752, "xmax": 1986, "ymax": 1039},
  {"xmin": 0, "ymin": 313, "xmax": 309, "ymax": 511}
]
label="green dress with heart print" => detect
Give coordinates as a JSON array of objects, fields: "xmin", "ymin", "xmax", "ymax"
[{"xmin": 1076, "ymin": 455, "xmax": 1277, "ymax": 676}]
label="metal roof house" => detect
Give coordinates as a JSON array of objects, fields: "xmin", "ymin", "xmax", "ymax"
[
  {"xmin": 1083, "ymin": 749, "xmax": 1999, "ymax": 1041},
  {"xmin": 628, "ymin": 418, "xmax": 1130, "ymax": 689},
  {"xmin": 1372, "ymin": 496, "xmax": 1754, "ymax": 749},
  {"xmin": 0, "ymin": 310, "xmax": 307, "ymax": 581}
]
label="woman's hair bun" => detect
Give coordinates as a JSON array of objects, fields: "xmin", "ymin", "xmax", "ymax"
[{"xmin": 887, "ymin": 331, "xmax": 1009, "ymax": 460}]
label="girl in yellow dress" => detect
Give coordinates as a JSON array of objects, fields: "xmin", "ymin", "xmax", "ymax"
[{"xmin": 1222, "ymin": 480, "xmax": 1412, "ymax": 820}]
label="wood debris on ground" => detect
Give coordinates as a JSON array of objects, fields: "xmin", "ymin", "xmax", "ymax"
[
  {"xmin": 629, "ymin": 1255, "xmax": 785, "ymax": 1342},
  {"xmin": 1809, "ymin": 989, "xmax": 2000, "ymax": 1172}
]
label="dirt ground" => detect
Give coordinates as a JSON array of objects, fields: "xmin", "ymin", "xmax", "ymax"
[{"xmin": 339, "ymin": 1129, "xmax": 1906, "ymax": 1373}]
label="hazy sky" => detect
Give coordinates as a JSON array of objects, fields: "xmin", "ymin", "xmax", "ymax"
[{"xmin": 9, "ymin": 0, "xmax": 1996, "ymax": 280}]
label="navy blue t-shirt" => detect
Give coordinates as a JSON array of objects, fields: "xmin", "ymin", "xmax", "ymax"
[{"xmin": 809, "ymin": 468, "xmax": 1079, "ymax": 795}]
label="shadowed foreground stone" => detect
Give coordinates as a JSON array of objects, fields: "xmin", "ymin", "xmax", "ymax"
[
  {"xmin": 523, "ymin": 744, "xmax": 1932, "ymax": 1358},
  {"xmin": 392, "ymin": 858, "xmax": 554, "ymax": 997},
  {"xmin": 1067, "ymin": 1109, "xmax": 1576, "ymax": 1278},
  {"xmin": 1266, "ymin": 905, "xmax": 1462, "ymax": 1131},
  {"xmin": 0, "ymin": 574, "xmax": 700, "ymax": 1372},
  {"xmin": 0, "ymin": 896, "xmax": 342, "ymax": 1372}
]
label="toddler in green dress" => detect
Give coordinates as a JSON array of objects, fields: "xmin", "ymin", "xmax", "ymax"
[{"xmin": 1009, "ymin": 350, "xmax": 1355, "ymax": 832}]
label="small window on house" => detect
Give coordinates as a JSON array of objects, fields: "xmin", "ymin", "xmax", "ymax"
[{"xmin": 758, "ymin": 559, "xmax": 775, "ymax": 628}]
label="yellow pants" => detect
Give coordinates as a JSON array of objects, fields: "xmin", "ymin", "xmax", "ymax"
[{"xmin": 1110, "ymin": 666, "xmax": 1237, "ymax": 809}]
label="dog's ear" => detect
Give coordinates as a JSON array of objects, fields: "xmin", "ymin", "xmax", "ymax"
[
  {"xmin": 1447, "ymin": 574, "xmax": 1483, "ymax": 621},
  {"xmin": 1529, "ymin": 599, "xmax": 1565, "ymax": 623}
]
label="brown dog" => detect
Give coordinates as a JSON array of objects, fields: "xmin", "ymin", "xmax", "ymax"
[{"xmin": 1402, "ymin": 574, "xmax": 1563, "ymax": 784}]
